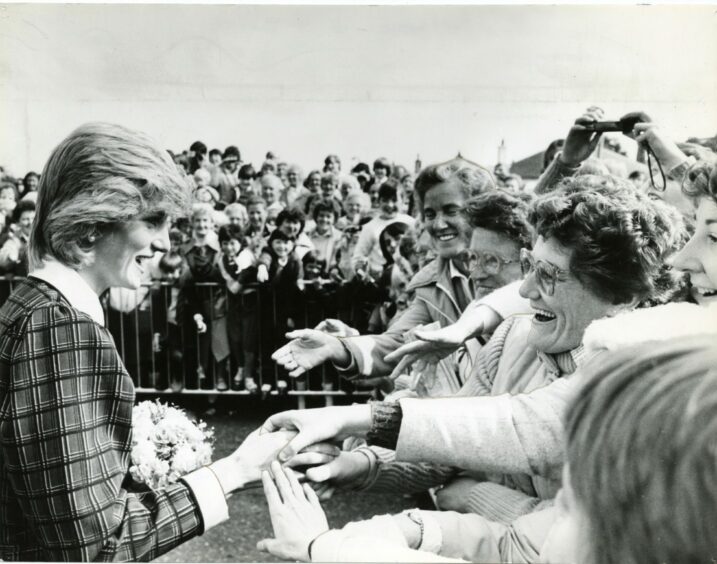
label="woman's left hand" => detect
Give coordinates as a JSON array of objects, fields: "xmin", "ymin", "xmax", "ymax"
[{"xmin": 257, "ymin": 461, "xmax": 330, "ymax": 562}]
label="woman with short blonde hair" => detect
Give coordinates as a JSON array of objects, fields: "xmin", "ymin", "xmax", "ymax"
[
  {"xmin": 1, "ymin": 122, "xmax": 291, "ymax": 561},
  {"xmin": 29, "ymin": 122, "xmax": 189, "ymax": 270}
]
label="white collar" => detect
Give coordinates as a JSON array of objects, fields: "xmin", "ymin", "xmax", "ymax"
[
  {"xmin": 29, "ymin": 258, "xmax": 106, "ymax": 326},
  {"xmin": 448, "ymin": 258, "xmax": 469, "ymax": 282}
]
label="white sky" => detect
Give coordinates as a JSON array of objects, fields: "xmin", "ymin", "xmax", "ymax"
[{"xmin": 1, "ymin": 4, "xmax": 715, "ymax": 174}]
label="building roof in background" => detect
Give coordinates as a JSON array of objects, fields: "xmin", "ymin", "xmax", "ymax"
[{"xmin": 510, "ymin": 144, "xmax": 647, "ymax": 180}]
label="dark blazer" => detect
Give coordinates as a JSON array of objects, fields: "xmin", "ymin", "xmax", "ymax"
[{"xmin": 0, "ymin": 277, "xmax": 202, "ymax": 561}]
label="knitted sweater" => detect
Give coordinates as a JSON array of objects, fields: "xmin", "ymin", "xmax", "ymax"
[{"xmin": 359, "ymin": 316, "xmax": 583, "ymax": 523}]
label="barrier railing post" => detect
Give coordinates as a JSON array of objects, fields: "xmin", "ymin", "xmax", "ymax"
[
  {"xmin": 295, "ymin": 379, "xmax": 307, "ymax": 410},
  {"xmin": 322, "ymin": 381, "xmax": 334, "ymax": 407}
]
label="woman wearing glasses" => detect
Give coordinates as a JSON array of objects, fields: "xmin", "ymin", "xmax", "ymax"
[
  {"xmin": 286, "ymin": 190, "xmax": 533, "ymax": 504},
  {"xmin": 257, "ymin": 175, "xmax": 686, "ymax": 562}
]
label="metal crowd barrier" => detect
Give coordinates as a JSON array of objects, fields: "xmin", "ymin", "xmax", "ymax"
[{"xmin": 0, "ymin": 276, "xmax": 379, "ymax": 407}]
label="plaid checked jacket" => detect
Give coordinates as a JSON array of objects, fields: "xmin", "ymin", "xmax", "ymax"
[{"xmin": 0, "ymin": 277, "xmax": 203, "ymax": 561}]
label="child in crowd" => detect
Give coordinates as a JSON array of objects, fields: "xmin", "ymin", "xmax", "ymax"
[
  {"xmin": 259, "ymin": 229, "xmax": 303, "ymax": 366},
  {"xmin": 351, "ymin": 179, "xmax": 415, "ymax": 279},
  {"xmin": 151, "ymin": 250, "xmax": 187, "ymax": 392},
  {"xmin": 308, "ymin": 200, "xmax": 342, "ymax": 270},
  {"xmin": 300, "ymin": 251, "xmax": 340, "ymax": 331},
  {"xmin": 217, "ymin": 223, "xmax": 250, "ymax": 392},
  {"xmin": 301, "ymin": 251, "xmax": 327, "ymax": 285}
]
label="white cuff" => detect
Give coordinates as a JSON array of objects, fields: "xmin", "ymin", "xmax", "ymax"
[
  {"xmin": 181, "ymin": 467, "xmax": 230, "ymax": 532},
  {"xmin": 416, "ymin": 510, "xmax": 443, "ymax": 554}
]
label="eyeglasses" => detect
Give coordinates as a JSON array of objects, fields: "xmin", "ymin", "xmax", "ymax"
[
  {"xmin": 458, "ymin": 249, "xmax": 517, "ymax": 276},
  {"xmin": 519, "ymin": 248, "xmax": 570, "ymax": 296}
]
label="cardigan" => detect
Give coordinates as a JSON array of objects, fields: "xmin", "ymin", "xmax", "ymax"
[{"xmin": 358, "ymin": 317, "xmax": 584, "ymax": 523}]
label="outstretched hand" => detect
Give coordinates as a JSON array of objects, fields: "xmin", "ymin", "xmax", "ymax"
[
  {"xmin": 257, "ymin": 461, "xmax": 330, "ymax": 562},
  {"xmin": 272, "ymin": 329, "xmax": 347, "ymax": 377},
  {"xmin": 560, "ymin": 106, "xmax": 605, "ymax": 167},
  {"xmin": 384, "ymin": 321, "xmax": 477, "ymax": 381}
]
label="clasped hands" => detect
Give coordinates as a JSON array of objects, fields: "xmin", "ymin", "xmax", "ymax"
[{"xmin": 246, "ymin": 403, "xmax": 375, "ymax": 561}]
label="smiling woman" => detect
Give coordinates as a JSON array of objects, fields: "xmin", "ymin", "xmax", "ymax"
[
  {"xmin": 271, "ymin": 156, "xmax": 494, "ymax": 388},
  {"xmin": 518, "ymin": 174, "xmax": 688, "ymax": 354},
  {"xmin": 257, "ymin": 172, "xmax": 692, "ymax": 558},
  {"xmin": 0, "ymin": 123, "xmax": 300, "ymax": 562}
]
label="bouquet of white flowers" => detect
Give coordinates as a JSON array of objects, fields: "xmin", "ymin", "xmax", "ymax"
[{"xmin": 130, "ymin": 400, "xmax": 214, "ymax": 491}]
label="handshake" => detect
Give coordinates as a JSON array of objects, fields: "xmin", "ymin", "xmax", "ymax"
[
  {"xmin": 203, "ymin": 404, "xmax": 375, "ymax": 562},
  {"xmin": 214, "ymin": 404, "xmax": 374, "ymax": 496}
]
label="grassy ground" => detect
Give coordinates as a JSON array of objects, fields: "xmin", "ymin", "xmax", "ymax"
[{"xmin": 150, "ymin": 396, "xmax": 417, "ymax": 563}]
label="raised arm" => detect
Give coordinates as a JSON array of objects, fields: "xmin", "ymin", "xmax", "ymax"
[{"xmin": 534, "ymin": 106, "xmax": 605, "ymax": 195}]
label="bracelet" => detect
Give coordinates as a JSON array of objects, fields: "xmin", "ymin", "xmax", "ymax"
[
  {"xmin": 307, "ymin": 530, "xmax": 331, "ymax": 561},
  {"xmin": 205, "ymin": 465, "xmax": 228, "ymax": 498},
  {"xmin": 404, "ymin": 509, "xmax": 424, "ymax": 549}
]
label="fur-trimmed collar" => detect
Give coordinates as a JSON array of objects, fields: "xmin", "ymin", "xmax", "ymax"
[{"xmin": 583, "ymin": 302, "xmax": 717, "ymax": 355}]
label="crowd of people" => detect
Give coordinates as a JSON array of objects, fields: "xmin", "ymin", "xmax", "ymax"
[
  {"xmin": 0, "ymin": 135, "xmax": 528, "ymax": 396},
  {"xmin": 258, "ymin": 109, "xmax": 717, "ymax": 563},
  {"xmin": 0, "ymin": 107, "xmax": 715, "ymax": 563}
]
